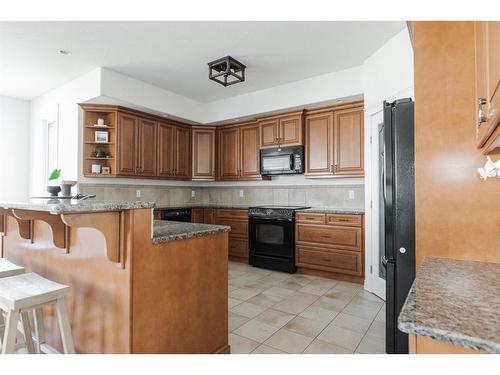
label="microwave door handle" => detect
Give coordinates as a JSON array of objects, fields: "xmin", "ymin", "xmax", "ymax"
[{"xmin": 289, "ymin": 154, "xmax": 294, "ymax": 170}]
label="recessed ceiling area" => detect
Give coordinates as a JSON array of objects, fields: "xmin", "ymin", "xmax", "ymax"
[{"xmin": 0, "ymin": 21, "xmax": 405, "ymax": 101}]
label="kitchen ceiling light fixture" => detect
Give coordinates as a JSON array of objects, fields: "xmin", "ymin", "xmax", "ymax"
[{"xmin": 208, "ymin": 56, "xmax": 246, "ymax": 87}]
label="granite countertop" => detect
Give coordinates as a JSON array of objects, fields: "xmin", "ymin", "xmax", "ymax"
[
  {"xmin": 296, "ymin": 207, "xmax": 364, "ymax": 214},
  {"xmin": 0, "ymin": 199, "xmax": 155, "ymax": 214},
  {"xmin": 154, "ymin": 204, "xmax": 250, "ymax": 210},
  {"xmin": 398, "ymin": 257, "xmax": 500, "ymax": 353},
  {"xmin": 152, "ymin": 220, "xmax": 230, "ymax": 245}
]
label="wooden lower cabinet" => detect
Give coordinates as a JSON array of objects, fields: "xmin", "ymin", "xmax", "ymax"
[
  {"xmin": 409, "ymin": 335, "xmax": 484, "ymax": 354},
  {"xmin": 203, "ymin": 208, "xmax": 216, "ymax": 224},
  {"xmin": 295, "ymin": 212, "xmax": 364, "ymax": 283},
  {"xmin": 192, "ymin": 208, "xmax": 204, "ymax": 223},
  {"xmin": 214, "ymin": 208, "xmax": 249, "ymax": 261}
]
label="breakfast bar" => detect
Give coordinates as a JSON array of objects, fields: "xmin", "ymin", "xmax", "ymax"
[{"xmin": 0, "ymin": 199, "xmax": 230, "ymax": 354}]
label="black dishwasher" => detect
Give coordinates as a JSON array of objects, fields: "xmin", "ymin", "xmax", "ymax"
[{"xmin": 160, "ymin": 208, "xmax": 192, "ymax": 222}]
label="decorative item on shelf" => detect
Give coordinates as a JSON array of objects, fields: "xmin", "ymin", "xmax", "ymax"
[
  {"xmin": 208, "ymin": 55, "xmax": 246, "ymax": 87},
  {"xmin": 91, "ymin": 164, "xmax": 101, "ymax": 174},
  {"xmin": 60, "ymin": 180, "xmax": 77, "ymax": 197},
  {"xmin": 47, "ymin": 168, "xmax": 62, "ymax": 197},
  {"xmin": 94, "ymin": 118, "xmax": 107, "ymax": 127},
  {"xmin": 94, "ymin": 149, "xmax": 108, "ymax": 158},
  {"xmin": 95, "ymin": 131, "xmax": 109, "ymax": 143},
  {"xmin": 101, "ymin": 166, "xmax": 111, "ymax": 175},
  {"xmin": 478, "ymin": 156, "xmax": 500, "ymax": 180}
]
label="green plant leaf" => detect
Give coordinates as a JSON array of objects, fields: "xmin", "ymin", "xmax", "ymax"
[{"xmin": 49, "ymin": 169, "xmax": 61, "ymax": 181}]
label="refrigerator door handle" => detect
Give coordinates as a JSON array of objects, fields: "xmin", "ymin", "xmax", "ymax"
[{"xmin": 381, "ymin": 256, "xmax": 388, "ymax": 268}]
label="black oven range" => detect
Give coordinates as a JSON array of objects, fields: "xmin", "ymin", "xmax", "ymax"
[{"xmin": 248, "ymin": 205, "xmax": 309, "ymax": 273}]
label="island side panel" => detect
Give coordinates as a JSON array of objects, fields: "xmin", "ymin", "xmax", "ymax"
[
  {"xmin": 131, "ymin": 209, "xmax": 229, "ymax": 353},
  {"xmin": 2, "ymin": 214, "xmax": 132, "ymax": 353}
]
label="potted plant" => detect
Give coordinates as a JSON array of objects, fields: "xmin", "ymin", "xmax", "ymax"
[{"xmin": 47, "ymin": 169, "xmax": 62, "ymax": 197}]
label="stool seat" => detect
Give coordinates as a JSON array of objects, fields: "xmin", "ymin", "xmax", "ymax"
[
  {"xmin": 0, "ymin": 273, "xmax": 70, "ymax": 311},
  {"xmin": 0, "ymin": 259, "xmax": 24, "ymax": 278}
]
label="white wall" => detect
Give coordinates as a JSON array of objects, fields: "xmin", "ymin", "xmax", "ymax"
[
  {"xmin": 362, "ymin": 29, "xmax": 414, "ymax": 109},
  {"xmin": 29, "ymin": 68, "xmax": 101, "ymax": 196},
  {"xmin": 0, "ymin": 95, "xmax": 30, "ymax": 200}
]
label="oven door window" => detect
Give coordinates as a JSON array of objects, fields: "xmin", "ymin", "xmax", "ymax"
[
  {"xmin": 256, "ymin": 223, "xmax": 285, "ymax": 245},
  {"xmin": 262, "ymin": 155, "xmax": 293, "ymax": 172}
]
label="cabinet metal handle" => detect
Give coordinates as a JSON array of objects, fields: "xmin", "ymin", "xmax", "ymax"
[{"xmin": 477, "ymin": 97, "xmax": 487, "ymax": 136}]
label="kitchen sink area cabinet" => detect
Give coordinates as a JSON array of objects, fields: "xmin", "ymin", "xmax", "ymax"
[
  {"xmin": 214, "ymin": 208, "xmax": 249, "ymax": 261},
  {"xmin": 304, "ymin": 101, "xmax": 364, "ymax": 177},
  {"xmin": 295, "ymin": 212, "xmax": 364, "ymax": 283}
]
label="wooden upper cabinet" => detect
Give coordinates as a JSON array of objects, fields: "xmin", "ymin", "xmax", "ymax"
[
  {"xmin": 259, "ymin": 111, "xmax": 303, "ymax": 148},
  {"xmin": 137, "ymin": 119, "xmax": 157, "ymax": 177},
  {"xmin": 157, "ymin": 122, "xmax": 175, "ymax": 177},
  {"xmin": 279, "ymin": 114, "xmax": 303, "ymax": 146},
  {"xmin": 305, "ymin": 112, "xmax": 333, "ymax": 176},
  {"xmin": 117, "ymin": 113, "xmax": 138, "ymax": 176},
  {"xmin": 475, "ymin": 21, "xmax": 500, "ymax": 152},
  {"xmin": 192, "ymin": 127, "xmax": 216, "ymax": 180},
  {"xmin": 240, "ymin": 124, "xmax": 261, "ymax": 179},
  {"xmin": 174, "ymin": 126, "xmax": 191, "ymax": 179},
  {"xmin": 333, "ymin": 108, "xmax": 364, "ymax": 175},
  {"xmin": 260, "ymin": 119, "xmax": 279, "ymax": 147},
  {"xmin": 218, "ymin": 127, "xmax": 240, "ymax": 180}
]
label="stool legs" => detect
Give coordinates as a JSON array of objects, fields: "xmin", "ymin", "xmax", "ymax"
[
  {"xmin": 2, "ymin": 310, "xmax": 19, "ymax": 354},
  {"xmin": 20, "ymin": 312, "xmax": 35, "ymax": 354},
  {"xmin": 55, "ymin": 299, "xmax": 74, "ymax": 354},
  {"xmin": 33, "ymin": 308, "xmax": 45, "ymax": 353}
]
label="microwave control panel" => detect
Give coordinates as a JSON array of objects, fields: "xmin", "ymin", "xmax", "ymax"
[{"xmin": 294, "ymin": 154, "xmax": 303, "ymax": 172}]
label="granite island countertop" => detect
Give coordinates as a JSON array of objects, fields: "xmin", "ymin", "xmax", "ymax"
[
  {"xmin": 152, "ymin": 220, "xmax": 230, "ymax": 245},
  {"xmin": 398, "ymin": 257, "xmax": 500, "ymax": 353},
  {"xmin": 0, "ymin": 199, "xmax": 155, "ymax": 214}
]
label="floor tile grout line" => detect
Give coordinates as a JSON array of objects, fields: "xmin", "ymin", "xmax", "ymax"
[{"xmin": 352, "ymin": 299, "xmax": 386, "ymax": 353}]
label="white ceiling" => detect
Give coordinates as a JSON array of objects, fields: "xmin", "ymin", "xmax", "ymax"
[{"xmin": 0, "ymin": 21, "xmax": 405, "ymax": 102}]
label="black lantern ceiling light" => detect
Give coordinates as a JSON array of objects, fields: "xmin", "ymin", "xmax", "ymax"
[{"xmin": 208, "ymin": 56, "xmax": 246, "ymax": 87}]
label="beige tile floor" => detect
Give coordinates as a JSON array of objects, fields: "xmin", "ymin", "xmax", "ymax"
[{"xmin": 228, "ymin": 261, "xmax": 386, "ymax": 354}]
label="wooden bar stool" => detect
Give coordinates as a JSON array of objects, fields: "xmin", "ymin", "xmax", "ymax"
[
  {"xmin": 0, "ymin": 272, "xmax": 75, "ymax": 354},
  {"xmin": 0, "ymin": 258, "xmax": 34, "ymax": 353}
]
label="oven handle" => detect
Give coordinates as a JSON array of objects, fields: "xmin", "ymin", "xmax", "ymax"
[{"xmin": 249, "ymin": 217, "xmax": 293, "ymax": 222}]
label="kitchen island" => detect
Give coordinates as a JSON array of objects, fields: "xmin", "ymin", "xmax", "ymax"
[
  {"xmin": 0, "ymin": 199, "xmax": 230, "ymax": 354},
  {"xmin": 398, "ymin": 257, "xmax": 500, "ymax": 354}
]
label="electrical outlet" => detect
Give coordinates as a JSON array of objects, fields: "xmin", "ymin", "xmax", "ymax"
[
  {"xmin": 191, "ymin": 190, "xmax": 196, "ymax": 198},
  {"xmin": 348, "ymin": 190, "xmax": 355, "ymax": 200},
  {"xmin": 136, "ymin": 190, "xmax": 141, "ymax": 198},
  {"xmin": 239, "ymin": 190, "xmax": 244, "ymax": 198}
]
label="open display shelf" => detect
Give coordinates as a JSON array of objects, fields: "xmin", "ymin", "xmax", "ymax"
[{"xmin": 83, "ymin": 108, "xmax": 117, "ymax": 177}]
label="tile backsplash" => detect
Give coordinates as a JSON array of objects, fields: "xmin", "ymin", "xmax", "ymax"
[{"xmin": 79, "ymin": 183, "xmax": 364, "ymax": 209}]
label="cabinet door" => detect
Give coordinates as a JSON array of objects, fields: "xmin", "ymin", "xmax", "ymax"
[
  {"xmin": 174, "ymin": 126, "xmax": 191, "ymax": 179},
  {"xmin": 240, "ymin": 124, "xmax": 261, "ymax": 179},
  {"xmin": 279, "ymin": 114, "xmax": 303, "ymax": 146},
  {"xmin": 218, "ymin": 127, "xmax": 240, "ymax": 180},
  {"xmin": 203, "ymin": 208, "xmax": 216, "ymax": 224},
  {"xmin": 117, "ymin": 113, "xmax": 138, "ymax": 176},
  {"xmin": 305, "ymin": 112, "xmax": 333, "ymax": 175},
  {"xmin": 476, "ymin": 21, "xmax": 490, "ymax": 146},
  {"xmin": 260, "ymin": 119, "xmax": 279, "ymax": 148},
  {"xmin": 192, "ymin": 128, "xmax": 215, "ymax": 180},
  {"xmin": 487, "ymin": 21, "xmax": 500, "ymax": 117},
  {"xmin": 192, "ymin": 208, "xmax": 204, "ymax": 223},
  {"xmin": 137, "ymin": 119, "xmax": 157, "ymax": 177},
  {"xmin": 157, "ymin": 122, "xmax": 175, "ymax": 178},
  {"xmin": 333, "ymin": 108, "xmax": 364, "ymax": 175}
]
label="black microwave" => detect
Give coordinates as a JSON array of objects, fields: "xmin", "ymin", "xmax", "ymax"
[{"xmin": 260, "ymin": 146, "xmax": 304, "ymax": 176}]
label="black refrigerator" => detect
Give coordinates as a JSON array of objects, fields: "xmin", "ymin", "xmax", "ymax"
[{"xmin": 380, "ymin": 98, "xmax": 415, "ymax": 354}]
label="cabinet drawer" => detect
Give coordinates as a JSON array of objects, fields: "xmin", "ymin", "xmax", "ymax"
[
  {"xmin": 326, "ymin": 214, "xmax": 362, "ymax": 227},
  {"xmin": 216, "ymin": 209, "xmax": 248, "ymax": 220},
  {"xmin": 215, "ymin": 218, "xmax": 248, "ymax": 237},
  {"xmin": 296, "ymin": 224, "xmax": 362, "ymax": 251},
  {"xmin": 229, "ymin": 238, "xmax": 248, "ymax": 258},
  {"xmin": 296, "ymin": 212, "xmax": 326, "ymax": 224},
  {"xmin": 297, "ymin": 246, "xmax": 362, "ymax": 276}
]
